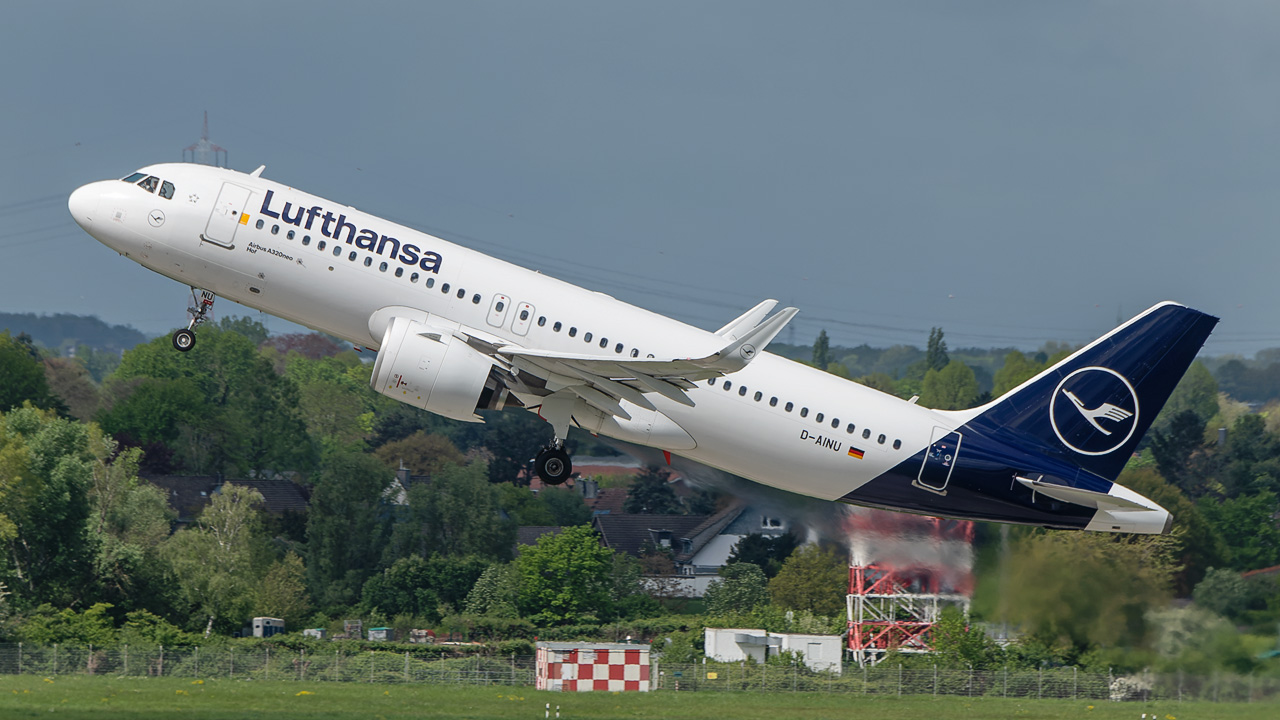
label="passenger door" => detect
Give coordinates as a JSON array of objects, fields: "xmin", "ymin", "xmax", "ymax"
[{"xmin": 202, "ymin": 182, "xmax": 252, "ymax": 248}]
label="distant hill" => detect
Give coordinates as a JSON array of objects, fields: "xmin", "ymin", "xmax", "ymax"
[{"xmin": 0, "ymin": 312, "xmax": 149, "ymax": 354}]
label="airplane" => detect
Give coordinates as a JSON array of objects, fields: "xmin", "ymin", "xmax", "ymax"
[{"xmin": 67, "ymin": 163, "xmax": 1218, "ymax": 534}]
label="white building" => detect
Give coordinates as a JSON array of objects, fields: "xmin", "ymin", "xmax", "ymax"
[{"xmin": 704, "ymin": 628, "xmax": 842, "ymax": 674}]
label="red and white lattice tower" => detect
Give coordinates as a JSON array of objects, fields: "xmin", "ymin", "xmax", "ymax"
[
  {"xmin": 536, "ymin": 642, "xmax": 651, "ymax": 692},
  {"xmin": 845, "ymin": 508, "xmax": 974, "ymax": 667}
]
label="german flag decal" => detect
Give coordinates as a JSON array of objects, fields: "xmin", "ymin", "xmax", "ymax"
[{"xmin": 848, "ymin": 446, "xmax": 864, "ymax": 459}]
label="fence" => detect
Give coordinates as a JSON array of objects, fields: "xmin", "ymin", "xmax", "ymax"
[{"xmin": 0, "ymin": 644, "xmax": 1275, "ymax": 703}]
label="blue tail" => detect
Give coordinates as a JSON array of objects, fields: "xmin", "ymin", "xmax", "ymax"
[{"xmin": 958, "ymin": 301, "xmax": 1218, "ymax": 482}]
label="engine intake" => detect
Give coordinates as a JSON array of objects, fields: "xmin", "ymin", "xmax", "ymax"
[{"xmin": 370, "ymin": 317, "xmax": 498, "ymax": 422}]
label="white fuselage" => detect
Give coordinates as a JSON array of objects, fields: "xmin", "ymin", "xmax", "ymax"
[{"xmin": 69, "ymin": 163, "xmax": 949, "ymax": 501}]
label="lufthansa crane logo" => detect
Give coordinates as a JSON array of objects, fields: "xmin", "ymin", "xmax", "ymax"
[{"xmin": 1048, "ymin": 366, "xmax": 1139, "ymax": 456}]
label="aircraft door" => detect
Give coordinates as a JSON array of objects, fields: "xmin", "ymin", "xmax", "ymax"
[
  {"xmin": 916, "ymin": 427, "xmax": 962, "ymax": 494},
  {"xmin": 202, "ymin": 183, "xmax": 252, "ymax": 248},
  {"xmin": 512, "ymin": 302, "xmax": 535, "ymax": 336},
  {"xmin": 487, "ymin": 294, "xmax": 511, "ymax": 328}
]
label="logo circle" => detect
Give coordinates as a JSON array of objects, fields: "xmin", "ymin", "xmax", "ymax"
[
  {"xmin": 148, "ymin": 209, "xmax": 165, "ymax": 227},
  {"xmin": 1048, "ymin": 366, "xmax": 1139, "ymax": 456}
]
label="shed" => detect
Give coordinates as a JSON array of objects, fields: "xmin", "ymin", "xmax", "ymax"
[
  {"xmin": 252, "ymin": 617, "xmax": 285, "ymax": 638},
  {"xmin": 704, "ymin": 628, "xmax": 842, "ymax": 674},
  {"xmin": 368, "ymin": 627, "xmax": 394, "ymax": 642},
  {"xmin": 536, "ymin": 642, "xmax": 651, "ymax": 692}
]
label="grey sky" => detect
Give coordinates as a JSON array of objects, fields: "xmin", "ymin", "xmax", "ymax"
[{"xmin": 2, "ymin": 2, "xmax": 1277, "ymax": 355}]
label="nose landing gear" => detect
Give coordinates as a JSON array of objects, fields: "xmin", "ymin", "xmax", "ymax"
[{"xmin": 172, "ymin": 288, "xmax": 216, "ymax": 352}]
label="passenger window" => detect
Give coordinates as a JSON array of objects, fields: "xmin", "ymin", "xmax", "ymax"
[
  {"xmin": 553, "ymin": 321, "xmax": 562, "ymax": 332},
  {"xmin": 800, "ymin": 408, "xmax": 809, "ymax": 418},
  {"xmin": 785, "ymin": 402, "xmax": 793, "ymax": 412},
  {"xmin": 816, "ymin": 412, "xmax": 824, "ymax": 423},
  {"xmin": 379, "ymin": 262, "xmax": 388, "ymax": 272},
  {"xmin": 724, "ymin": 381, "xmax": 732, "ymax": 391},
  {"xmin": 569, "ymin": 327, "xmax": 577, "ymax": 337},
  {"xmin": 615, "ymin": 343, "xmax": 623, "ymax": 354},
  {"xmin": 738, "ymin": 386, "xmax": 747, "ymax": 397},
  {"xmin": 472, "ymin": 294, "xmax": 481, "ymax": 304},
  {"xmin": 395, "ymin": 267, "xmax": 404, "ymax": 277},
  {"xmin": 599, "ymin": 338, "xmax": 608, "ymax": 348},
  {"xmin": 496, "ymin": 301, "xmax": 505, "ymax": 312},
  {"xmin": 138, "ymin": 176, "xmax": 159, "ymax": 193},
  {"xmin": 364, "ymin": 257, "xmax": 372, "ymax": 267},
  {"xmin": 878, "ymin": 434, "xmax": 886, "ymax": 444},
  {"xmin": 520, "ymin": 309, "xmax": 530, "ymax": 320},
  {"xmin": 457, "ymin": 289, "xmax": 465, "ymax": 299},
  {"xmin": 709, "ymin": 379, "xmax": 717, "ymax": 387},
  {"xmin": 122, "ymin": 172, "xmax": 147, "ymax": 183},
  {"xmin": 847, "ymin": 423, "xmax": 855, "ymax": 434},
  {"xmin": 831, "ymin": 418, "xmax": 839, "ymax": 429},
  {"xmin": 333, "ymin": 246, "xmax": 341, "ymax": 256},
  {"xmin": 538, "ymin": 316, "xmax": 547, "ymax": 327},
  {"xmin": 302, "ymin": 235, "xmax": 311, "ymax": 246},
  {"xmin": 410, "ymin": 272, "xmax": 419, "ymax": 282},
  {"xmin": 348, "ymin": 251, "xmax": 356, "ymax": 260},
  {"xmin": 863, "ymin": 429, "xmax": 871, "ymax": 439},
  {"xmin": 256, "ymin": 219, "xmax": 265, "ymax": 229},
  {"xmin": 317, "ymin": 240, "xmax": 326, "ymax": 250},
  {"xmin": 584, "ymin": 332, "xmax": 593, "ymax": 343},
  {"xmin": 271, "ymin": 224, "xmax": 279, "ymax": 235},
  {"xmin": 287, "ymin": 230, "xmax": 295, "ymax": 240},
  {"xmin": 754, "ymin": 391, "xmax": 762, "ymax": 402},
  {"xmin": 159, "ymin": 181, "xmax": 175, "ymax": 199},
  {"xmin": 630, "ymin": 348, "xmax": 639, "ymax": 358},
  {"xmin": 769, "ymin": 397, "xmax": 778, "ymax": 407},
  {"xmin": 893, "ymin": 439, "xmax": 902, "ymax": 450},
  {"xmin": 441, "ymin": 283, "xmax": 450, "ymax": 293},
  {"xmin": 426, "ymin": 278, "xmax": 435, "ymax": 288}
]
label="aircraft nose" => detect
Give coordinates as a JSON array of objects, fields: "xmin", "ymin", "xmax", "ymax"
[{"xmin": 68, "ymin": 183, "xmax": 100, "ymax": 229}]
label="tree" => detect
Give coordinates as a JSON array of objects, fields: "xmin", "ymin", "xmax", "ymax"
[
  {"xmin": 390, "ymin": 461, "xmax": 513, "ymax": 561},
  {"xmin": 1149, "ymin": 410, "xmax": 1210, "ymax": 496},
  {"xmin": 374, "ymin": 431, "xmax": 464, "ymax": 476},
  {"xmin": 768, "ymin": 544, "xmax": 847, "ymax": 616},
  {"xmin": 624, "ymin": 467, "xmax": 681, "ymax": 514},
  {"xmin": 19, "ymin": 603, "xmax": 117, "ymax": 646},
  {"xmin": 162, "ymin": 484, "xmax": 269, "ymax": 634},
  {"xmin": 925, "ymin": 327, "xmax": 949, "ymax": 372},
  {"xmin": 1198, "ymin": 492, "xmax": 1280, "ymax": 571},
  {"xmin": 0, "ymin": 332, "xmax": 57, "ymax": 412},
  {"xmin": 1193, "ymin": 567, "xmax": 1249, "ymax": 620},
  {"xmin": 855, "ymin": 373, "xmax": 897, "ymax": 395},
  {"xmin": 479, "ymin": 410, "xmax": 552, "ymax": 485},
  {"xmin": 726, "ymin": 532, "xmax": 799, "ymax": 578},
  {"xmin": 0, "ymin": 407, "xmax": 97, "ymax": 606},
  {"xmin": 704, "ymin": 563, "xmax": 769, "ymax": 616},
  {"xmin": 43, "ymin": 357, "xmax": 100, "ymax": 422},
  {"xmin": 991, "ymin": 351, "xmax": 1041, "ymax": 398},
  {"xmin": 256, "ymin": 552, "xmax": 312, "ymax": 629},
  {"xmin": 517, "ymin": 525, "xmax": 615, "ymax": 625},
  {"xmin": 464, "ymin": 563, "xmax": 520, "ymax": 618},
  {"xmin": 1000, "ymin": 530, "xmax": 1179, "ymax": 651},
  {"xmin": 932, "ymin": 605, "xmax": 1001, "ymax": 669},
  {"xmin": 812, "ymin": 330, "xmax": 830, "ymax": 371},
  {"xmin": 217, "ymin": 315, "xmax": 269, "ymax": 346},
  {"xmin": 540, "ymin": 486, "xmax": 593, "ymax": 525},
  {"xmin": 305, "ymin": 451, "xmax": 394, "ymax": 609},
  {"xmin": 919, "ymin": 360, "xmax": 980, "ymax": 410},
  {"xmin": 1152, "ymin": 361, "xmax": 1219, "ymax": 433}
]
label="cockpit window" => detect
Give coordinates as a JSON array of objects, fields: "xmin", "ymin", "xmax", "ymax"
[
  {"xmin": 137, "ymin": 176, "xmax": 160, "ymax": 193},
  {"xmin": 122, "ymin": 172, "xmax": 147, "ymax": 183},
  {"xmin": 159, "ymin": 181, "xmax": 175, "ymax": 199}
]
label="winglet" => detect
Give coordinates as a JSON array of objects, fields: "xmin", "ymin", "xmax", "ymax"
[
  {"xmin": 716, "ymin": 299, "xmax": 779, "ymax": 341},
  {"xmin": 699, "ymin": 306, "xmax": 798, "ymax": 373}
]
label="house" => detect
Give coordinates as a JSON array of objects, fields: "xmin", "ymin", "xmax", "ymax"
[
  {"xmin": 593, "ymin": 504, "xmax": 747, "ymax": 597},
  {"xmin": 146, "ymin": 475, "xmax": 310, "ymax": 524}
]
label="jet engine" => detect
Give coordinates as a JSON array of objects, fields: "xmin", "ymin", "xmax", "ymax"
[{"xmin": 370, "ymin": 316, "xmax": 505, "ymax": 422}]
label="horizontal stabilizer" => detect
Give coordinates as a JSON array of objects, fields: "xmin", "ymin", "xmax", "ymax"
[{"xmin": 1016, "ymin": 476, "xmax": 1151, "ymax": 511}]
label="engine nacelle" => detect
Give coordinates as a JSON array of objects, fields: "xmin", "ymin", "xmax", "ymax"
[{"xmin": 370, "ymin": 316, "xmax": 498, "ymax": 422}]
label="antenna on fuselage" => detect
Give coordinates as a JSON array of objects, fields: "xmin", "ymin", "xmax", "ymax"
[{"xmin": 183, "ymin": 111, "xmax": 229, "ymax": 168}]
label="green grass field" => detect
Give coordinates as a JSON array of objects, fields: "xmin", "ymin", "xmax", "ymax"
[{"xmin": 0, "ymin": 676, "xmax": 1274, "ymax": 720}]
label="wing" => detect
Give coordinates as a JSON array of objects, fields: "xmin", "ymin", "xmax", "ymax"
[{"xmin": 497, "ymin": 302, "xmax": 798, "ymax": 421}]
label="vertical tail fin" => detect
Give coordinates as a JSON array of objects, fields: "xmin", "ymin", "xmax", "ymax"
[{"xmin": 957, "ymin": 301, "xmax": 1218, "ymax": 481}]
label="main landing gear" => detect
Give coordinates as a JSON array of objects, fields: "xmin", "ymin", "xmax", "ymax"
[
  {"xmin": 534, "ymin": 442, "xmax": 572, "ymax": 485},
  {"xmin": 172, "ymin": 288, "xmax": 216, "ymax": 353}
]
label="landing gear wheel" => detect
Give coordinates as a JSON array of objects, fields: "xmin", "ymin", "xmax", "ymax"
[
  {"xmin": 172, "ymin": 328, "xmax": 196, "ymax": 352},
  {"xmin": 535, "ymin": 447, "xmax": 572, "ymax": 485}
]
